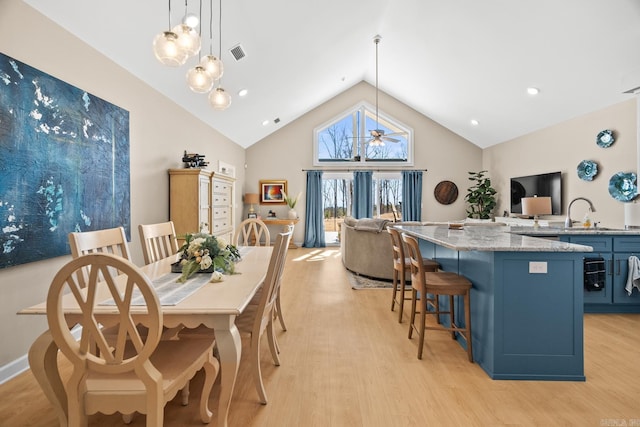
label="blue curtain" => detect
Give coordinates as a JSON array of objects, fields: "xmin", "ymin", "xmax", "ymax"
[
  {"xmin": 303, "ymin": 170, "xmax": 326, "ymax": 247},
  {"xmin": 402, "ymin": 170, "xmax": 423, "ymax": 221},
  {"xmin": 353, "ymin": 170, "xmax": 373, "ymax": 219}
]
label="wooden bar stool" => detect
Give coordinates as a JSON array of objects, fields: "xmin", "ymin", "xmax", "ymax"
[
  {"xmin": 402, "ymin": 233, "xmax": 473, "ymax": 362},
  {"xmin": 388, "ymin": 227, "xmax": 439, "ymax": 322}
]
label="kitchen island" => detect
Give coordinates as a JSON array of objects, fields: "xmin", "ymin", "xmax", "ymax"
[{"xmin": 395, "ymin": 224, "xmax": 593, "ymax": 381}]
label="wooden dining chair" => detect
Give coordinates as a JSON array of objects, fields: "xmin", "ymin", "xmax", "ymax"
[
  {"xmin": 234, "ymin": 229, "xmax": 292, "ymax": 404},
  {"xmin": 402, "ymin": 233, "xmax": 473, "ymax": 362},
  {"xmin": 234, "ymin": 218, "xmax": 288, "ymax": 331},
  {"xmin": 234, "ymin": 218, "xmax": 271, "ymax": 247},
  {"xmin": 138, "ymin": 221, "xmax": 180, "ymax": 265},
  {"xmin": 46, "ymin": 252, "xmax": 219, "ymax": 426},
  {"xmin": 68, "ymin": 226, "xmax": 131, "ymax": 288},
  {"xmin": 388, "ymin": 227, "xmax": 439, "ymax": 322}
]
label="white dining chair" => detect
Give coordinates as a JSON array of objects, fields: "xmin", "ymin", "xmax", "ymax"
[{"xmin": 46, "ymin": 252, "xmax": 219, "ymax": 426}]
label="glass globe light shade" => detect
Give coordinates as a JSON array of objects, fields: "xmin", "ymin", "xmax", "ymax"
[
  {"xmin": 182, "ymin": 12, "xmax": 199, "ymax": 28},
  {"xmin": 172, "ymin": 24, "xmax": 201, "ymax": 57},
  {"xmin": 153, "ymin": 31, "xmax": 188, "ymax": 67},
  {"xmin": 209, "ymin": 87, "xmax": 232, "ymax": 110},
  {"xmin": 186, "ymin": 66, "xmax": 214, "ymax": 93},
  {"xmin": 200, "ymin": 55, "xmax": 224, "ymax": 81}
]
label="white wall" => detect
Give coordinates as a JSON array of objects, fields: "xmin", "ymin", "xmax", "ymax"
[
  {"xmin": 484, "ymin": 99, "xmax": 638, "ymax": 228},
  {"xmin": 244, "ymin": 80, "xmax": 483, "ymax": 246},
  {"xmin": 0, "ymin": 0, "xmax": 246, "ymax": 372}
]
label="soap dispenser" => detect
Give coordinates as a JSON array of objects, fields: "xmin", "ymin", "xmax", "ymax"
[{"xmin": 582, "ymin": 210, "xmax": 592, "ymax": 228}]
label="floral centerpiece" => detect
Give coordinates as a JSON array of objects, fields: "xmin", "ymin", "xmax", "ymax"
[{"xmin": 173, "ymin": 232, "xmax": 241, "ymax": 283}]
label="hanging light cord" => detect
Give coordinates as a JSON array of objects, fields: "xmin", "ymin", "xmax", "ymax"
[
  {"xmin": 208, "ymin": 0, "xmax": 213, "ymax": 55},
  {"xmin": 375, "ymin": 37, "xmax": 379, "ymax": 130},
  {"xmin": 168, "ymin": 0, "xmax": 172, "ymax": 29},
  {"xmin": 218, "ymin": 0, "xmax": 222, "ymax": 59},
  {"xmin": 217, "ymin": 0, "xmax": 223, "ymax": 86},
  {"xmin": 197, "ymin": 0, "xmax": 202, "ymax": 60}
]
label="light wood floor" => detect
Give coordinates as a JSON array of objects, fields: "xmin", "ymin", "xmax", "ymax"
[{"xmin": 2, "ymin": 247, "xmax": 639, "ymax": 426}]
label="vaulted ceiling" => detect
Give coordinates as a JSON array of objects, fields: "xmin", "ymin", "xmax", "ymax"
[{"xmin": 23, "ymin": 0, "xmax": 640, "ymax": 149}]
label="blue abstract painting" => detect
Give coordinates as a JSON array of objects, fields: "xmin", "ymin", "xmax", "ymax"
[{"xmin": 0, "ymin": 52, "xmax": 130, "ymax": 269}]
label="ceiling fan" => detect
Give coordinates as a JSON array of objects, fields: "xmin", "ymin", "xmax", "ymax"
[{"xmin": 367, "ymin": 35, "xmax": 407, "ymax": 146}]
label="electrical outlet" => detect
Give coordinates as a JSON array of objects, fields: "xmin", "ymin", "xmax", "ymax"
[{"xmin": 529, "ymin": 261, "xmax": 548, "ymax": 274}]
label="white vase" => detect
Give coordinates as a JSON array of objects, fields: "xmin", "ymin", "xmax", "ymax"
[{"xmin": 288, "ymin": 209, "xmax": 297, "ymax": 220}]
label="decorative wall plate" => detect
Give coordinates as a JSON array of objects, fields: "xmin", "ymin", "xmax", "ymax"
[
  {"xmin": 434, "ymin": 180, "xmax": 458, "ymax": 205},
  {"xmin": 608, "ymin": 172, "xmax": 637, "ymax": 201},
  {"xmin": 577, "ymin": 160, "xmax": 598, "ymax": 181},
  {"xmin": 596, "ymin": 129, "xmax": 615, "ymax": 148}
]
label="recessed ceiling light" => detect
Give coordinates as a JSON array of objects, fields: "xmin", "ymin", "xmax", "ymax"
[
  {"xmin": 262, "ymin": 120, "xmax": 270, "ymax": 126},
  {"xmin": 238, "ymin": 88, "xmax": 248, "ymax": 97},
  {"xmin": 527, "ymin": 87, "xmax": 540, "ymax": 95},
  {"xmin": 470, "ymin": 119, "xmax": 479, "ymax": 126}
]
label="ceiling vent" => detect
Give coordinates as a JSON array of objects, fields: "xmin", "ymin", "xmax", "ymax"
[{"xmin": 229, "ymin": 44, "xmax": 246, "ymax": 62}]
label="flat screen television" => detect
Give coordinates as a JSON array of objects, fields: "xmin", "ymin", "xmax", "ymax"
[{"xmin": 510, "ymin": 171, "xmax": 562, "ymax": 216}]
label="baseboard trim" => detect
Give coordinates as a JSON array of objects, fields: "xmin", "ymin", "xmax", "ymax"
[
  {"xmin": 0, "ymin": 354, "xmax": 29, "ymax": 385},
  {"xmin": 0, "ymin": 326, "xmax": 82, "ymax": 385}
]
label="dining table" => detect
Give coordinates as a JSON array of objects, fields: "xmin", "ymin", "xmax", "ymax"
[{"xmin": 18, "ymin": 245, "xmax": 274, "ymax": 427}]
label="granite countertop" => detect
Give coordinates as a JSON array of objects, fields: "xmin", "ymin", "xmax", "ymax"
[
  {"xmin": 508, "ymin": 226, "xmax": 640, "ymax": 236},
  {"xmin": 395, "ymin": 224, "xmax": 594, "ymax": 252}
]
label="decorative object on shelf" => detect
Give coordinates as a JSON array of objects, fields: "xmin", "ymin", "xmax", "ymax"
[
  {"xmin": 577, "ymin": 160, "xmax": 598, "ymax": 181},
  {"xmin": 434, "ymin": 180, "xmax": 458, "ymax": 205},
  {"xmin": 244, "ymin": 193, "xmax": 260, "ymax": 218},
  {"xmin": 608, "ymin": 172, "xmax": 638, "ymax": 202},
  {"xmin": 267, "ymin": 210, "xmax": 276, "ymax": 218},
  {"xmin": 465, "ymin": 170, "xmax": 497, "ymax": 219},
  {"xmin": 172, "ymin": 232, "xmax": 240, "ymax": 283},
  {"xmin": 182, "ymin": 151, "xmax": 208, "ymax": 168},
  {"xmin": 260, "ymin": 179, "xmax": 287, "ymax": 204},
  {"xmin": 522, "ymin": 196, "xmax": 552, "ymax": 229},
  {"xmin": 282, "ymin": 190, "xmax": 302, "ymax": 219},
  {"xmin": 596, "ymin": 129, "xmax": 615, "ymax": 148}
]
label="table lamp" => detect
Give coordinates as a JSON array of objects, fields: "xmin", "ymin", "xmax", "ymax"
[
  {"xmin": 522, "ymin": 196, "xmax": 552, "ymax": 228},
  {"xmin": 244, "ymin": 193, "xmax": 260, "ymax": 217}
]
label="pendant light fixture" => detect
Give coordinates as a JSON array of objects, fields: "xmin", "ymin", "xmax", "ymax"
[
  {"xmin": 200, "ymin": 0, "xmax": 224, "ymax": 81},
  {"xmin": 172, "ymin": 24, "xmax": 200, "ymax": 58},
  {"xmin": 210, "ymin": 87, "xmax": 232, "ymax": 110},
  {"xmin": 370, "ymin": 35, "xmax": 384, "ymax": 147},
  {"xmin": 186, "ymin": 0, "xmax": 214, "ymax": 93},
  {"xmin": 208, "ymin": 0, "xmax": 231, "ymax": 110},
  {"xmin": 153, "ymin": 0, "xmax": 189, "ymax": 67}
]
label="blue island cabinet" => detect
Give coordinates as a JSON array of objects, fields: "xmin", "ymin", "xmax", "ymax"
[
  {"xmin": 419, "ymin": 239, "xmax": 586, "ymax": 381},
  {"xmin": 560, "ymin": 235, "xmax": 640, "ymax": 313}
]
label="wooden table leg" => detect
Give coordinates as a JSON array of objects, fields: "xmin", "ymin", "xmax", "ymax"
[
  {"xmin": 211, "ymin": 315, "xmax": 242, "ymax": 427},
  {"xmin": 28, "ymin": 330, "xmax": 67, "ymax": 427}
]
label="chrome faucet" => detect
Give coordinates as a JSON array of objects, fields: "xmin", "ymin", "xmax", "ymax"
[{"xmin": 565, "ymin": 197, "xmax": 596, "ymax": 228}]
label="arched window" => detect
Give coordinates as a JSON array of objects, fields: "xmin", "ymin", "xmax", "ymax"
[{"xmin": 313, "ymin": 102, "xmax": 413, "ymax": 166}]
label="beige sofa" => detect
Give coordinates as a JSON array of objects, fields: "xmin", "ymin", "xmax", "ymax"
[{"xmin": 340, "ymin": 216, "xmax": 422, "ymax": 280}]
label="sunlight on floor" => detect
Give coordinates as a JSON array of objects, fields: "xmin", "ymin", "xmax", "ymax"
[{"xmin": 292, "ymin": 248, "xmax": 342, "ymax": 262}]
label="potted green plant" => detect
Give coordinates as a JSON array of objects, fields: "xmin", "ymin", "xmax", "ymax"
[
  {"xmin": 465, "ymin": 170, "xmax": 497, "ymax": 219},
  {"xmin": 282, "ymin": 191, "xmax": 302, "ymax": 219}
]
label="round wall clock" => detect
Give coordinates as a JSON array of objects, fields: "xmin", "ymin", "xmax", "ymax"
[{"xmin": 434, "ymin": 180, "xmax": 458, "ymax": 205}]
